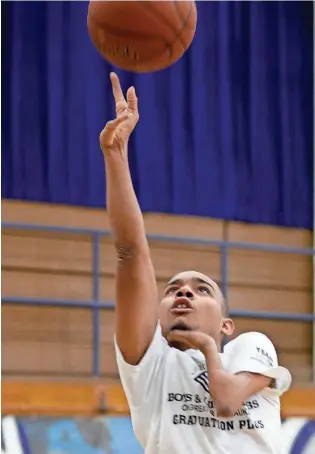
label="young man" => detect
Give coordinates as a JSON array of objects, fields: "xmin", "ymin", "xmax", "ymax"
[{"xmin": 100, "ymin": 73, "xmax": 292, "ymax": 454}]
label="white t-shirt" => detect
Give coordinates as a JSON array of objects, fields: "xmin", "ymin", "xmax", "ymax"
[{"xmin": 115, "ymin": 325, "xmax": 292, "ymax": 454}]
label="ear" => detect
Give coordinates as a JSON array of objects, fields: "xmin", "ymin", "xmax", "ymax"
[{"xmin": 221, "ymin": 318, "xmax": 235, "ymax": 337}]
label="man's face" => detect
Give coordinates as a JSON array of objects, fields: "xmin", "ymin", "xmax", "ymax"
[{"xmin": 159, "ymin": 270, "xmax": 232, "ymax": 345}]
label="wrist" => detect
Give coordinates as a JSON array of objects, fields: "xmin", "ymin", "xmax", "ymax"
[
  {"xmin": 201, "ymin": 337, "xmax": 216, "ymax": 356},
  {"xmin": 102, "ymin": 144, "xmax": 128, "ymax": 162}
]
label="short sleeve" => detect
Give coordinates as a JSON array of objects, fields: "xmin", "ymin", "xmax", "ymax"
[
  {"xmin": 225, "ymin": 332, "xmax": 292, "ymax": 396},
  {"xmin": 114, "ymin": 323, "xmax": 169, "ymax": 409}
]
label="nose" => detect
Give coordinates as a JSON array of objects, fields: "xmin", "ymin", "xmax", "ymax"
[{"xmin": 176, "ymin": 287, "xmax": 194, "ymax": 299}]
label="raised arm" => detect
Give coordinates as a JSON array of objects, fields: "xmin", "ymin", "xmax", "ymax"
[{"xmin": 100, "ymin": 73, "xmax": 158, "ymax": 366}]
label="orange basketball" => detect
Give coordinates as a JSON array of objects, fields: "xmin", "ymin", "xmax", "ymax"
[{"xmin": 87, "ymin": 1, "xmax": 197, "ymax": 73}]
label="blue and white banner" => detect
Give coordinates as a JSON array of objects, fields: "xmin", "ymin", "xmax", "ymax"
[{"xmin": 1, "ymin": 416, "xmax": 315, "ymax": 454}]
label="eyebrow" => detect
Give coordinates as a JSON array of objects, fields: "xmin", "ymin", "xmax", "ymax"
[
  {"xmin": 166, "ymin": 277, "xmax": 215, "ymax": 292},
  {"xmin": 165, "ymin": 279, "xmax": 182, "ymax": 288}
]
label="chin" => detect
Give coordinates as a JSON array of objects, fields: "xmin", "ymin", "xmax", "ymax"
[
  {"xmin": 170, "ymin": 321, "xmax": 193, "ymax": 332},
  {"xmin": 167, "ymin": 322, "xmax": 194, "ymax": 350}
]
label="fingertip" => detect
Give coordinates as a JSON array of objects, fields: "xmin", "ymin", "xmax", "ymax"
[
  {"xmin": 127, "ymin": 87, "xmax": 138, "ymax": 101},
  {"xmin": 110, "ymin": 72, "xmax": 118, "ymax": 83}
]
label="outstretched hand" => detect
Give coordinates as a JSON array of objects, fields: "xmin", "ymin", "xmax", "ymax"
[{"xmin": 100, "ymin": 72, "xmax": 139, "ymax": 155}]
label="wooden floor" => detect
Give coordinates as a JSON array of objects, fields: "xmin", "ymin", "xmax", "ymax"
[{"xmin": 2, "ymin": 200, "xmax": 314, "ymax": 383}]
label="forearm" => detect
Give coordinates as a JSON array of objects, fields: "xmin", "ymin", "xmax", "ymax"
[
  {"xmin": 104, "ymin": 150, "xmax": 148, "ymax": 251},
  {"xmin": 204, "ymin": 343, "xmax": 248, "ymax": 417}
]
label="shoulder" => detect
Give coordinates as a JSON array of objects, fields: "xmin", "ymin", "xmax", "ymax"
[
  {"xmin": 224, "ymin": 331, "xmax": 278, "ymax": 366},
  {"xmin": 223, "ymin": 332, "xmax": 292, "ymax": 394},
  {"xmin": 226, "ymin": 331, "xmax": 275, "ymax": 351},
  {"xmin": 233, "ymin": 331, "xmax": 273, "ymax": 344}
]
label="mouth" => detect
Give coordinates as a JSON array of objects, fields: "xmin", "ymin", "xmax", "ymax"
[{"xmin": 171, "ymin": 297, "xmax": 194, "ymax": 315}]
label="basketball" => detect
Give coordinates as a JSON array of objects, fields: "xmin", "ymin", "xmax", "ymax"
[{"xmin": 87, "ymin": 1, "xmax": 197, "ymax": 73}]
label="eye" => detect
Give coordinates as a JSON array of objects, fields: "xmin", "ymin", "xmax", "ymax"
[
  {"xmin": 166, "ymin": 286, "xmax": 178, "ymax": 295},
  {"xmin": 198, "ymin": 286, "xmax": 211, "ymax": 295}
]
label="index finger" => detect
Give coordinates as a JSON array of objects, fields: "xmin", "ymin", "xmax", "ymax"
[{"xmin": 110, "ymin": 72, "xmax": 125, "ymax": 104}]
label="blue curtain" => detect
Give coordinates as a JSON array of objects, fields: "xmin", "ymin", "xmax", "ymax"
[{"xmin": 2, "ymin": 1, "xmax": 313, "ymax": 228}]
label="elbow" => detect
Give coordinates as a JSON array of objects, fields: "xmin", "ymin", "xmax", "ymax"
[
  {"xmin": 213, "ymin": 394, "xmax": 238, "ymax": 417},
  {"xmin": 209, "ymin": 382, "xmax": 241, "ymax": 417},
  {"xmin": 115, "ymin": 242, "xmax": 149, "ymax": 262},
  {"xmin": 215, "ymin": 403, "xmax": 235, "ymax": 418},
  {"xmin": 116, "ymin": 244, "xmax": 134, "ymax": 261}
]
